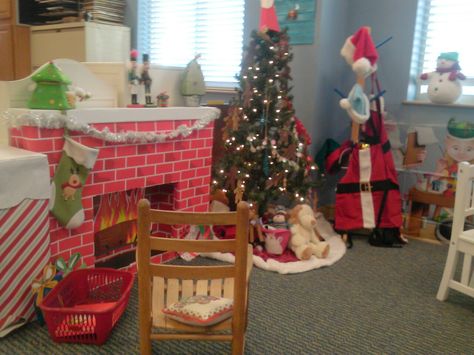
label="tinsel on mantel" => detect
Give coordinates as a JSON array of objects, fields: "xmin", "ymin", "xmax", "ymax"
[{"xmin": 1, "ymin": 109, "xmax": 219, "ymax": 144}]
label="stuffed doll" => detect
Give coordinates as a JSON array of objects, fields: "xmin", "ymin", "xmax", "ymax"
[
  {"xmin": 272, "ymin": 205, "xmax": 288, "ymax": 229},
  {"xmin": 249, "ymin": 205, "xmax": 265, "ymax": 246},
  {"xmin": 420, "ymin": 52, "xmax": 465, "ymax": 104},
  {"xmin": 209, "ymin": 189, "xmax": 230, "ymax": 212},
  {"xmin": 433, "ymin": 118, "xmax": 474, "ymax": 197},
  {"xmin": 288, "ymin": 204, "xmax": 330, "ymax": 260}
]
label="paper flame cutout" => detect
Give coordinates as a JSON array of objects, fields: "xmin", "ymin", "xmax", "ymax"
[{"xmin": 94, "ymin": 188, "xmax": 144, "ymax": 244}]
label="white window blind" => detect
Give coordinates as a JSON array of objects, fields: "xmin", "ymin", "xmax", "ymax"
[
  {"xmin": 138, "ymin": 0, "xmax": 245, "ymax": 88},
  {"xmin": 410, "ymin": 0, "xmax": 474, "ymax": 102}
]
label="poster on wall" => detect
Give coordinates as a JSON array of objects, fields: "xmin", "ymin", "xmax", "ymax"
[
  {"xmin": 275, "ymin": 0, "xmax": 316, "ymax": 45},
  {"xmin": 387, "ymin": 117, "xmax": 474, "ymax": 243}
]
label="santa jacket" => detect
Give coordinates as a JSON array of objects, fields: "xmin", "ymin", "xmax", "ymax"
[{"xmin": 334, "ymin": 98, "xmax": 402, "ymax": 231}]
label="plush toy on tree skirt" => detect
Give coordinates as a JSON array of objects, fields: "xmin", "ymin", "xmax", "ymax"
[
  {"xmin": 420, "ymin": 52, "xmax": 466, "ymax": 104},
  {"xmin": 50, "ymin": 136, "xmax": 99, "ymax": 229},
  {"xmin": 209, "ymin": 189, "xmax": 230, "ymax": 213},
  {"xmin": 288, "ymin": 204, "xmax": 330, "ymax": 260}
]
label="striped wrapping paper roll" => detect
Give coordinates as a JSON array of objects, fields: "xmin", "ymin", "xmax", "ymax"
[{"xmin": 0, "ymin": 198, "xmax": 50, "ymax": 336}]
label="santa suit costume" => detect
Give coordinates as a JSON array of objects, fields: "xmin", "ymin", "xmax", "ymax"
[{"xmin": 334, "ymin": 93, "xmax": 402, "ymax": 232}]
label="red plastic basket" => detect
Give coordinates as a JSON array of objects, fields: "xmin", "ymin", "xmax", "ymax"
[{"xmin": 39, "ymin": 268, "xmax": 135, "ymax": 345}]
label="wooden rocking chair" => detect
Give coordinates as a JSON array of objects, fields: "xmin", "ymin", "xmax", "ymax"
[{"xmin": 137, "ymin": 199, "xmax": 252, "ymax": 355}]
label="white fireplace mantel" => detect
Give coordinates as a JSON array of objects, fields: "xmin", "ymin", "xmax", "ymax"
[{"xmin": 6, "ymin": 107, "xmax": 220, "ymax": 125}]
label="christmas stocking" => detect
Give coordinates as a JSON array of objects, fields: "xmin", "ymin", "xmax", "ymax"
[{"xmin": 50, "ymin": 136, "xmax": 99, "ymax": 229}]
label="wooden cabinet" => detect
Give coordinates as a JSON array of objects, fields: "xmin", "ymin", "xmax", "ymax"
[
  {"xmin": 0, "ymin": 0, "xmax": 31, "ymax": 81},
  {"xmin": 0, "ymin": 23, "xmax": 14, "ymax": 81},
  {"xmin": 0, "ymin": 0, "xmax": 12, "ymax": 19},
  {"xmin": 30, "ymin": 22, "xmax": 130, "ymax": 70}
]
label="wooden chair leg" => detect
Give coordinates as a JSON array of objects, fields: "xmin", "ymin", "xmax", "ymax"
[
  {"xmin": 232, "ymin": 332, "xmax": 245, "ymax": 355},
  {"xmin": 437, "ymin": 247, "xmax": 460, "ymax": 301},
  {"xmin": 139, "ymin": 311, "xmax": 152, "ymax": 355},
  {"xmin": 140, "ymin": 336, "xmax": 151, "ymax": 355}
]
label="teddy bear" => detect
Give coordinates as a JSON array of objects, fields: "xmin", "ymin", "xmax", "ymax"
[{"xmin": 288, "ymin": 204, "xmax": 330, "ymax": 260}]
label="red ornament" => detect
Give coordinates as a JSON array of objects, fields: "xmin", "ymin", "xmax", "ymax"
[
  {"xmin": 287, "ymin": 8, "xmax": 298, "ymax": 20},
  {"xmin": 294, "ymin": 117, "xmax": 311, "ymax": 146}
]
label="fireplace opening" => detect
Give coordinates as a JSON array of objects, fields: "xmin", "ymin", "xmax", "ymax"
[{"xmin": 93, "ymin": 183, "xmax": 175, "ymax": 269}]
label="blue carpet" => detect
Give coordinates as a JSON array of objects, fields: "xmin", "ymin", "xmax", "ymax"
[{"xmin": 2, "ymin": 237, "xmax": 473, "ymax": 354}]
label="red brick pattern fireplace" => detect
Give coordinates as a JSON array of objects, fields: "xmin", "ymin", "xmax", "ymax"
[{"xmin": 9, "ymin": 113, "xmax": 215, "ymax": 270}]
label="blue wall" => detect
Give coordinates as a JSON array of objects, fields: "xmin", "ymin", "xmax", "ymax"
[
  {"xmin": 336, "ymin": 0, "xmax": 473, "ymax": 130},
  {"xmin": 127, "ymin": 0, "xmax": 474, "ymax": 163}
]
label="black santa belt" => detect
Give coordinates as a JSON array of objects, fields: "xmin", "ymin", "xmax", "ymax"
[
  {"xmin": 358, "ymin": 139, "xmax": 391, "ymax": 153},
  {"xmin": 336, "ymin": 179, "xmax": 399, "ymax": 194}
]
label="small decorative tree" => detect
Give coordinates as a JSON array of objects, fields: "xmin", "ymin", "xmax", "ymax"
[
  {"xmin": 28, "ymin": 61, "xmax": 74, "ymax": 110},
  {"xmin": 181, "ymin": 54, "xmax": 206, "ymax": 107}
]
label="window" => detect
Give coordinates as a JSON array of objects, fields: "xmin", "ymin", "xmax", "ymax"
[
  {"xmin": 137, "ymin": 0, "xmax": 245, "ymax": 89},
  {"xmin": 410, "ymin": 0, "xmax": 474, "ymax": 103}
]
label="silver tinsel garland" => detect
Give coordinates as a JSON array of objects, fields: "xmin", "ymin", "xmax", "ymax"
[{"xmin": 1, "ymin": 109, "xmax": 219, "ymax": 144}]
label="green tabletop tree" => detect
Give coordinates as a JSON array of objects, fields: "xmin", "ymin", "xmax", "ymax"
[{"xmin": 28, "ymin": 61, "xmax": 74, "ymax": 110}]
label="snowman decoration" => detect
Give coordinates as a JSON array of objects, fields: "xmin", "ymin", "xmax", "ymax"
[{"xmin": 420, "ymin": 52, "xmax": 466, "ymax": 104}]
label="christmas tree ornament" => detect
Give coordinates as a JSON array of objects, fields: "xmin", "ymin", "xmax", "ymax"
[
  {"xmin": 181, "ymin": 54, "xmax": 206, "ymax": 107},
  {"xmin": 28, "ymin": 62, "xmax": 74, "ymax": 110},
  {"xmin": 230, "ymin": 107, "xmax": 241, "ymax": 130},
  {"xmin": 287, "ymin": 3, "xmax": 299, "ymax": 20},
  {"xmin": 225, "ymin": 166, "xmax": 239, "ymax": 191},
  {"xmin": 420, "ymin": 52, "xmax": 466, "ymax": 104},
  {"xmin": 50, "ymin": 136, "xmax": 99, "ymax": 229},
  {"xmin": 283, "ymin": 143, "xmax": 297, "ymax": 160},
  {"xmin": 234, "ymin": 180, "xmax": 244, "ymax": 204},
  {"xmin": 263, "ymin": 150, "xmax": 270, "ymax": 177}
]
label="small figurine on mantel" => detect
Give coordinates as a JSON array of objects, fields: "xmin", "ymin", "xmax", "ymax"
[
  {"xmin": 157, "ymin": 91, "xmax": 170, "ymax": 107},
  {"xmin": 140, "ymin": 53, "xmax": 155, "ymax": 107},
  {"xmin": 127, "ymin": 49, "xmax": 142, "ymax": 107},
  {"xmin": 181, "ymin": 54, "xmax": 206, "ymax": 107}
]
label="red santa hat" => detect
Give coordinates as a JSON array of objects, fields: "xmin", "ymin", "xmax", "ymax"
[
  {"xmin": 260, "ymin": 0, "xmax": 280, "ymax": 32},
  {"xmin": 340, "ymin": 26, "xmax": 378, "ymax": 77}
]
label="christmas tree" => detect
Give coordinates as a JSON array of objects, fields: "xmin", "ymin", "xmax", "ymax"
[{"xmin": 213, "ymin": 28, "xmax": 320, "ymax": 215}]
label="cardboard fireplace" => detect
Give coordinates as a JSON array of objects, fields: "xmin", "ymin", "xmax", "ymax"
[{"xmin": 7, "ymin": 106, "xmax": 218, "ymax": 270}]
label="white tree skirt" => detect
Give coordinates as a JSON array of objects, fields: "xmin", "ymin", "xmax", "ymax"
[{"xmin": 202, "ymin": 214, "xmax": 347, "ymax": 274}]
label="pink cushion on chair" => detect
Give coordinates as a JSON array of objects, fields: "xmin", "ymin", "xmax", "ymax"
[{"xmin": 162, "ymin": 295, "xmax": 233, "ymax": 326}]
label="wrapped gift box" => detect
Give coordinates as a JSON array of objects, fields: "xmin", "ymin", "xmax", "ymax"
[{"xmin": 0, "ymin": 146, "xmax": 51, "ymax": 336}]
